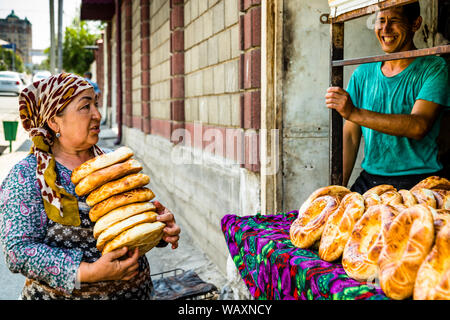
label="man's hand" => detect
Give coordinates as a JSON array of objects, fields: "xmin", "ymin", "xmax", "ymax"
[{"xmin": 326, "ymin": 87, "xmax": 356, "ymax": 120}]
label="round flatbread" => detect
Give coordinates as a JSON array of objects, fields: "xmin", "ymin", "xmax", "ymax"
[
  {"xmin": 102, "ymin": 221, "xmax": 166, "ymax": 256},
  {"xmin": 86, "ymin": 173, "xmax": 150, "ymax": 207},
  {"xmin": 89, "ymin": 187, "xmax": 155, "ymax": 222},
  {"xmin": 75, "ymin": 159, "xmax": 143, "ymax": 196},
  {"xmin": 93, "ymin": 201, "xmax": 156, "ymax": 238},
  {"xmin": 96, "ymin": 211, "xmax": 158, "ymax": 251},
  {"xmin": 71, "ymin": 146, "xmax": 134, "ymax": 185}
]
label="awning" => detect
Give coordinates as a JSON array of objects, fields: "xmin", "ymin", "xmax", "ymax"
[{"xmin": 80, "ymin": 0, "xmax": 115, "ymax": 21}]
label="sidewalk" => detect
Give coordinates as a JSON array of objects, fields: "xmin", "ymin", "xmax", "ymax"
[{"xmin": 0, "ymin": 125, "xmax": 234, "ymax": 300}]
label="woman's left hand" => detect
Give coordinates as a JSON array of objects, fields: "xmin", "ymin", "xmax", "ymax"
[{"xmin": 153, "ymin": 200, "xmax": 181, "ymax": 249}]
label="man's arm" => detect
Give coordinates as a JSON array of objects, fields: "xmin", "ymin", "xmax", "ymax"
[
  {"xmin": 326, "ymin": 87, "xmax": 442, "ymax": 140},
  {"xmin": 343, "ymin": 120, "xmax": 362, "ymax": 187}
]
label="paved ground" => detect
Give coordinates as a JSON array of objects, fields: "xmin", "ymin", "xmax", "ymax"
[{"xmin": 0, "ymin": 111, "xmax": 232, "ymax": 299}]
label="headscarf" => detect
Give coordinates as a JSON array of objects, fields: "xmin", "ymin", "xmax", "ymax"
[{"xmin": 18, "ymin": 73, "xmax": 104, "ymax": 226}]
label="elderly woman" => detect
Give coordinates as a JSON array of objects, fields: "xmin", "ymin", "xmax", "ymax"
[{"xmin": 0, "ymin": 73, "xmax": 180, "ymax": 299}]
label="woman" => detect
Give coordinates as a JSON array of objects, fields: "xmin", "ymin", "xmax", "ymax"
[{"xmin": 0, "ymin": 73, "xmax": 180, "ymax": 299}]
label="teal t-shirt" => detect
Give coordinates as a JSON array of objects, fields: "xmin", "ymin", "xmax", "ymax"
[{"xmin": 346, "ymin": 55, "xmax": 450, "ymax": 176}]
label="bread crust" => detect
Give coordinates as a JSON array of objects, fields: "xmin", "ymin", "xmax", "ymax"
[
  {"xmin": 75, "ymin": 159, "xmax": 143, "ymax": 196},
  {"xmin": 411, "ymin": 188, "xmax": 437, "ymax": 209},
  {"xmin": 378, "ymin": 204, "xmax": 434, "ymax": 300},
  {"xmin": 71, "ymin": 146, "xmax": 134, "ymax": 185},
  {"xmin": 319, "ymin": 192, "xmax": 365, "ymax": 262},
  {"xmin": 298, "ymin": 185, "xmax": 350, "ymax": 216},
  {"xmin": 362, "ymin": 185, "xmax": 396, "ymax": 207},
  {"xmin": 290, "ymin": 195, "xmax": 339, "ymax": 248},
  {"xmin": 411, "ymin": 176, "xmax": 450, "ymax": 192},
  {"xmin": 93, "ymin": 201, "xmax": 156, "ymax": 238},
  {"xmin": 86, "ymin": 173, "xmax": 150, "ymax": 207},
  {"xmin": 342, "ymin": 204, "xmax": 397, "ymax": 282},
  {"xmin": 101, "ymin": 221, "xmax": 166, "ymax": 256},
  {"xmin": 96, "ymin": 211, "xmax": 158, "ymax": 251},
  {"xmin": 89, "ymin": 187, "xmax": 155, "ymax": 222},
  {"xmin": 398, "ymin": 189, "xmax": 418, "ymax": 207},
  {"xmin": 413, "ymin": 221, "xmax": 450, "ymax": 300}
]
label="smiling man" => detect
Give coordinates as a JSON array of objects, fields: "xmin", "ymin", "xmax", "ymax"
[{"xmin": 325, "ymin": 2, "xmax": 450, "ymax": 193}]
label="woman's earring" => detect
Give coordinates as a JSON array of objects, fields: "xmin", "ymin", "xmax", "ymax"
[{"xmin": 56, "ymin": 132, "xmax": 61, "ymax": 138}]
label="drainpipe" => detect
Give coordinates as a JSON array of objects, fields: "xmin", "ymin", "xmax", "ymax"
[{"xmin": 114, "ymin": 0, "xmax": 123, "ymax": 145}]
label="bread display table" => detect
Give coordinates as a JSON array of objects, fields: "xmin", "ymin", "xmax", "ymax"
[{"xmin": 221, "ymin": 211, "xmax": 389, "ymax": 300}]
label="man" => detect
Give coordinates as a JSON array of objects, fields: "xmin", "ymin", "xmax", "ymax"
[
  {"xmin": 325, "ymin": 3, "xmax": 450, "ymax": 193},
  {"xmin": 84, "ymin": 71, "xmax": 101, "ymax": 95}
]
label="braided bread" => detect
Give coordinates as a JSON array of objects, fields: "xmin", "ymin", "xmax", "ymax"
[
  {"xmin": 319, "ymin": 192, "xmax": 365, "ymax": 262},
  {"xmin": 342, "ymin": 204, "xmax": 397, "ymax": 281},
  {"xmin": 378, "ymin": 204, "xmax": 434, "ymax": 300}
]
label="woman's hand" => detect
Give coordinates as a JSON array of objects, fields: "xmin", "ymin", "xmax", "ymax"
[
  {"xmin": 153, "ymin": 200, "xmax": 181, "ymax": 249},
  {"xmin": 77, "ymin": 247, "xmax": 140, "ymax": 283}
]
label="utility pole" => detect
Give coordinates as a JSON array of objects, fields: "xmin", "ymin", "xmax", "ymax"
[
  {"xmin": 57, "ymin": 0, "xmax": 63, "ymax": 73},
  {"xmin": 49, "ymin": 0, "xmax": 55, "ymax": 74}
]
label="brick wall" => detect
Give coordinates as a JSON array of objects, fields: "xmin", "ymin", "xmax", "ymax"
[{"xmin": 131, "ymin": 0, "xmax": 142, "ymax": 129}]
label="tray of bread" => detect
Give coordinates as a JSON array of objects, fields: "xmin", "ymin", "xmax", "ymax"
[
  {"xmin": 71, "ymin": 146, "xmax": 165, "ymax": 256},
  {"xmin": 289, "ymin": 176, "xmax": 450, "ymax": 300}
]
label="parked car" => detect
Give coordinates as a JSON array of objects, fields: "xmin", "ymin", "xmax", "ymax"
[
  {"xmin": 0, "ymin": 71, "xmax": 24, "ymax": 95},
  {"xmin": 32, "ymin": 71, "xmax": 51, "ymax": 83}
]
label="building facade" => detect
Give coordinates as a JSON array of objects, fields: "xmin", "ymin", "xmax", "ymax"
[
  {"xmin": 81, "ymin": 0, "xmax": 447, "ymax": 281},
  {"xmin": 0, "ymin": 10, "xmax": 32, "ymax": 66}
]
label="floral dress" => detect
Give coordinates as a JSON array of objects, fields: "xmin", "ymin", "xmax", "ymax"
[{"xmin": 0, "ymin": 153, "xmax": 154, "ymax": 300}]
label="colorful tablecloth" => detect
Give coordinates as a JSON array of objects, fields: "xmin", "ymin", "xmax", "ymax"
[{"xmin": 221, "ymin": 211, "xmax": 389, "ymax": 300}]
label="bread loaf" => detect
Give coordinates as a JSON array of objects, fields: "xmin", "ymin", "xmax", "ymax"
[
  {"xmin": 410, "ymin": 176, "xmax": 450, "ymax": 192},
  {"xmin": 378, "ymin": 204, "xmax": 434, "ymax": 300},
  {"xmin": 89, "ymin": 187, "xmax": 155, "ymax": 222},
  {"xmin": 96, "ymin": 211, "xmax": 158, "ymax": 251},
  {"xmin": 102, "ymin": 221, "xmax": 166, "ymax": 256},
  {"xmin": 93, "ymin": 202, "xmax": 156, "ymax": 238},
  {"xmin": 342, "ymin": 204, "xmax": 397, "ymax": 281},
  {"xmin": 75, "ymin": 159, "xmax": 143, "ymax": 196},
  {"xmin": 319, "ymin": 192, "xmax": 365, "ymax": 262},
  {"xmin": 71, "ymin": 146, "xmax": 134, "ymax": 185},
  {"xmin": 362, "ymin": 185, "xmax": 396, "ymax": 207},
  {"xmin": 414, "ymin": 220, "xmax": 450, "ymax": 300},
  {"xmin": 290, "ymin": 195, "xmax": 339, "ymax": 249},
  {"xmin": 86, "ymin": 173, "xmax": 150, "ymax": 207}
]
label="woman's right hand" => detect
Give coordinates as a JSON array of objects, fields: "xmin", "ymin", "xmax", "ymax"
[{"xmin": 77, "ymin": 247, "xmax": 140, "ymax": 283}]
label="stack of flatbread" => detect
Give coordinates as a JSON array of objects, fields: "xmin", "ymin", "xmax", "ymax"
[{"xmin": 72, "ymin": 146, "xmax": 165, "ymax": 256}]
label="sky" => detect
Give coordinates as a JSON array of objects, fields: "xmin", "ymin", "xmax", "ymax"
[{"xmin": 0, "ymin": 0, "xmax": 83, "ymax": 63}]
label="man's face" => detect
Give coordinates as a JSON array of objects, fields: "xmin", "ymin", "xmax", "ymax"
[{"xmin": 374, "ymin": 7, "xmax": 418, "ymax": 53}]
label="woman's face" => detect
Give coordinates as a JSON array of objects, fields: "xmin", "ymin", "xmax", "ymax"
[{"xmin": 51, "ymin": 88, "xmax": 102, "ymax": 151}]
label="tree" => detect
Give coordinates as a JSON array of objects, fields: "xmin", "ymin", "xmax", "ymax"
[
  {"xmin": 61, "ymin": 18, "xmax": 100, "ymax": 75},
  {"xmin": 0, "ymin": 46, "xmax": 24, "ymax": 72}
]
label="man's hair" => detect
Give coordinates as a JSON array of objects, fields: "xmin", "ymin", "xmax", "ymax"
[{"xmin": 400, "ymin": 2, "xmax": 421, "ymax": 24}]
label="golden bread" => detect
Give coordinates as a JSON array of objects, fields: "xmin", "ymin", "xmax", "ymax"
[
  {"xmin": 398, "ymin": 189, "xmax": 417, "ymax": 207},
  {"xmin": 362, "ymin": 185, "xmax": 396, "ymax": 207},
  {"xmin": 410, "ymin": 176, "xmax": 450, "ymax": 192},
  {"xmin": 411, "ymin": 188, "xmax": 437, "ymax": 208},
  {"xmin": 89, "ymin": 187, "xmax": 155, "ymax": 222},
  {"xmin": 93, "ymin": 202, "xmax": 156, "ymax": 238},
  {"xmin": 102, "ymin": 221, "xmax": 166, "ymax": 256},
  {"xmin": 71, "ymin": 146, "xmax": 134, "ymax": 185},
  {"xmin": 378, "ymin": 204, "xmax": 434, "ymax": 300},
  {"xmin": 75, "ymin": 159, "xmax": 143, "ymax": 196},
  {"xmin": 297, "ymin": 185, "xmax": 350, "ymax": 216},
  {"xmin": 290, "ymin": 195, "xmax": 339, "ymax": 248},
  {"xmin": 319, "ymin": 192, "xmax": 365, "ymax": 262},
  {"xmin": 96, "ymin": 211, "xmax": 158, "ymax": 251},
  {"xmin": 342, "ymin": 204, "xmax": 397, "ymax": 281},
  {"xmin": 431, "ymin": 189, "xmax": 450, "ymax": 210},
  {"xmin": 414, "ymin": 221, "xmax": 450, "ymax": 300},
  {"xmin": 86, "ymin": 173, "xmax": 150, "ymax": 207}
]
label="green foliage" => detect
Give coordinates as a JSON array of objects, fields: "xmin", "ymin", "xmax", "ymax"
[
  {"xmin": 62, "ymin": 18, "xmax": 100, "ymax": 75},
  {"xmin": 0, "ymin": 46, "xmax": 24, "ymax": 72}
]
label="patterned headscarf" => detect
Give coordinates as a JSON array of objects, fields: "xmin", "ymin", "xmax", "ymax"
[{"xmin": 19, "ymin": 73, "xmax": 104, "ymax": 226}]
